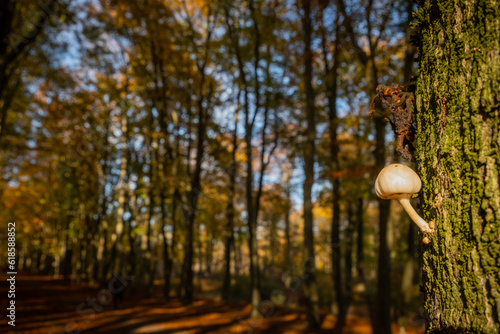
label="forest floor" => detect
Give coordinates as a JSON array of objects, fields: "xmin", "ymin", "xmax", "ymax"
[{"xmin": 0, "ymin": 273, "xmax": 424, "ymax": 334}]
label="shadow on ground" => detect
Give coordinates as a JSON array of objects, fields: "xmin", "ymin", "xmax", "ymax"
[{"xmin": 0, "ymin": 274, "xmax": 421, "ymax": 334}]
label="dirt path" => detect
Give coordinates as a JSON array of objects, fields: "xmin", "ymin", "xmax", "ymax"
[{"xmin": 0, "ymin": 274, "xmax": 421, "ymax": 334}]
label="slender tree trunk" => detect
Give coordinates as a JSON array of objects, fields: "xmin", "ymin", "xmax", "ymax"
[
  {"xmin": 355, "ymin": 198, "xmax": 365, "ymax": 281},
  {"xmin": 105, "ymin": 110, "xmax": 128, "ymax": 279},
  {"xmin": 223, "ymin": 107, "xmax": 238, "ymax": 301},
  {"xmin": 160, "ymin": 191, "xmax": 172, "ymax": 300},
  {"xmin": 95, "ymin": 123, "xmax": 111, "ymax": 282},
  {"xmin": 233, "ymin": 238, "xmax": 241, "ymax": 277},
  {"xmin": 247, "ymin": 169, "xmax": 261, "ymax": 319},
  {"xmin": 171, "ymin": 188, "xmax": 180, "ymax": 296},
  {"xmin": 321, "ymin": 7, "xmax": 344, "ymax": 322},
  {"xmin": 158, "ymin": 139, "xmax": 173, "ymax": 300},
  {"xmin": 283, "ymin": 166, "xmax": 293, "ymax": 271},
  {"xmin": 301, "ymin": 0, "xmax": 320, "ymax": 327},
  {"xmin": 398, "ymin": 1, "xmax": 417, "ymax": 324},
  {"xmin": 206, "ymin": 225, "xmax": 214, "ymax": 277},
  {"xmin": 222, "ymin": 196, "xmax": 234, "ymax": 301},
  {"xmin": 146, "ymin": 141, "xmax": 156, "ymax": 297},
  {"xmin": 63, "ymin": 214, "xmax": 73, "ymax": 281},
  {"xmin": 126, "ymin": 195, "xmax": 136, "ymax": 278},
  {"xmin": 248, "ymin": 0, "xmax": 266, "ymax": 318},
  {"xmin": 400, "ymin": 221, "xmax": 416, "ymax": 316},
  {"xmin": 223, "ymin": 4, "xmax": 264, "ymax": 316},
  {"xmin": 337, "ymin": 0, "xmax": 392, "ymax": 330},
  {"xmin": 182, "ymin": 176, "xmax": 196, "ymax": 304},
  {"xmin": 403, "ymin": 0, "xmax": 416, "ymax": 84},
  {"xmin": 82, "ymin": 215, "xmax": 91, "ymax": 280},
  {"xmin": 180, "ymin": 8, "xmax": 213, "ymax": 303},
  {"xmin": 375, "ymin": 119, "xmax": 391, "ymax": 334},
  {"xmin": 267, "ymin": 215, "xmax": 278, "ymax": 277},
  {"xmin": 98, "ymin": 226, "xmax": 107, "ymax": 279},
  {"xmin": 370, "ymin": 43, "xmax": 392, "ymax": 334},
  {"xmin": 198, "ymin": 228, "xmax": 203, "ymax": 278},
  {"xmin": 415, "ymin": 1, "xmax": 500, "ymax": 332},
  {"xmin": 182, "ymin": 95, "xmax": 207, "ymax": 304},
  {"xmin": 284, "ymin": 188, "xmax": 292, "ymax": 270},
  {"xmin": 345, "ymin": 205, "xmax": 354, "ymax": 293}
]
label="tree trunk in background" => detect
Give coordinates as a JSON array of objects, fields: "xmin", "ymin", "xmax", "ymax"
[
  {"xmin": 98, "ymin": 227, "xmax": 107, "ymax": 280},
  {"xmin": 247, "ymin": 141, "xmax": 261, "ymax": 319},
  {"xmin": 374, "ymin": 117, "xmax": 391, "ymax": 334},
  {"xmin": 370, "ymin": 40, "xmax": 391, "ymax": 334},
  {"xmin": 223, "ymin": 109, "xmax": 238, "ymax": 301},
  {"xmin": 105, "ymin": 110, "xmax": 128, "ymax": 279},
  {"xmin": 126, "ymin": 195, "xmax": 136, "ymax": 279},
  {"xmin": 180, "ymin": 7, "xmax": 212, "ymax": 305},
  {"xmin": 146, "ymin": 128, "xmax": 155, "ymax": 296},
  {"xmin": 284, "ymin": 169, "xmax": 292, "ymax": 270},
  {"xmin": 415, "ymin": 1, "xmax": 500, "ymax": 332},
  {"xmin": 171, "ymin": 188, "xmax": 179, "ymax": 296},
  {"xmin": 321, "ymin": 7, "xmax": 344, "ymax": 324},
  {"xmin": 345, "ymin": 205, "xmax": 354, "ymax": 294},
  {"xmin": 403, "ymin": 0, "xmax": 417, "ymax": 84},
  {"xmin": 233, "ymin": 239, "xmax": 241, "ymax": 277},
  {"xmin": 63, "ymin": 214, "xmax": 73, "ymax": 281},
  {"xmin": 268, "ymin": 215, "xmax": 278, "ymax": 277},
  {"xmin": 398, "ymin": 0, "xmax": 417, "ymax": 325},
  {"xmin": 84, "ymin": 214, "xmax": 95, "ymax": 281},
  {"xmin": 337, "ymin": 0, "xmax": 391, "ymax": 330},
  {"xmin": 94, "ymin": 122, "xmax": 111, "ymax": 282},
  {"xmin": 301, "ymin": 0, "xmax": 320, "ymax": 327},
  {"xmin": 224, "ymin": 3, "xmax": 272, "ymax": 316},
  {"xmin": 206, "ymin": 225, "xmax": 214, "ymax": 277},
  {"xmin": 82, "ymin": 214, "xmax": 92, "ymax": 280},
  {"xmin": 355, "ymin": 198, "xmax": 365, "ymax": 281},
  {"xmin": 160, "ymin": 190, "xmax": 172, "ymax": 300},
  {"xmin": 400, "ymin": 222, "xmax": 416, "ymax": 316},
  {"xmin": 181, "ymin": 95, "xmax": 207, "ymax": 304}
]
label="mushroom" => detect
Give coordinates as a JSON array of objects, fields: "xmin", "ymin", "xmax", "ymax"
[{"xmin": 375, "ymin": 164, "xmax": 434, "ymax": 235}]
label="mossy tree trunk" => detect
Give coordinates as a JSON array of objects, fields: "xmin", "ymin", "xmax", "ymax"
[{"xmin": 415, "ymin": 1, "xmax": 500, "ymax": 333}]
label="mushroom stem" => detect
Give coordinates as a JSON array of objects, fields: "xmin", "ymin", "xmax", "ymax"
[{"xmin": 398, "ymin": 197, "xmax": 433, "ymax": 233}]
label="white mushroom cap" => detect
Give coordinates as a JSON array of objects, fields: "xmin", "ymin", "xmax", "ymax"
[
  {"xmin": 374, "ymin": 163, "xmax": 434, "ymax": 238},
  {"xmin": 375, "ymin": 164, "xmax": 422, "ymax": 200}
]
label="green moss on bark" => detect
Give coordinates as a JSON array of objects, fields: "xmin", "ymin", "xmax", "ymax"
[{"xmin": 415, "ymin": 0, "xmax": 500, "ymax": 333}]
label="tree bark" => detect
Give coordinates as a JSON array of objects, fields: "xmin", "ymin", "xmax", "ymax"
[{"xmin": 415, "ymin": 1, "xmax": 500, "ymax": 332}]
